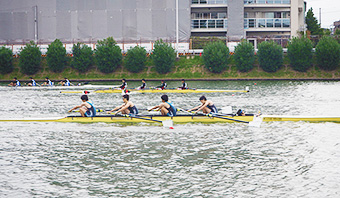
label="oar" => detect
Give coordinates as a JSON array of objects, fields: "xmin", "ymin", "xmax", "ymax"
[
  {"xmin": 181, "ymin": 108, "xmax": 262, "ymax": 126},
  {"xmin": 110, "ymin": 113, "xmax": 174, "ymax": 128}
]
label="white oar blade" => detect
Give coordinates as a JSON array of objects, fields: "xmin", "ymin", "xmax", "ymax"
[
  {"xmin": 162, "ymin": 119, "xmax": 173, "ymax": 128},
  {"xmin": 221, "ymin": 106, "xmax": 233, "ymax": 114},
  {"xmin": 249, "ymin": 115, "xmax": 263, "ymax": 127}
]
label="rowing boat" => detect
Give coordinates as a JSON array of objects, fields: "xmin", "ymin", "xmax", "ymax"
[
  {"xmin": 1, "ymin": 114, "xmax": 339, "ymax": 123},
  {"xmin": 1, "ymin": 85, "xmax": 121, "ymax": 91},
  {"xmin": 61, "ymin": 88, "xmax": 250, "ymax": 94}
]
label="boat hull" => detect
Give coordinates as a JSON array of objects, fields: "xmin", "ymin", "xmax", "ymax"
[
  {"xmin": 1, "ymin": 115, "xmax": 339, "ymax": 123},
  {"xmin": 95, "ymin": 89, "xmax": 249, "ymax": 94}
]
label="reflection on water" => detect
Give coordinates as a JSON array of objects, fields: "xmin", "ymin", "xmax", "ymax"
[{"xmin": 0, "ymin": 81, "xmax": 340, "ymax": 197}]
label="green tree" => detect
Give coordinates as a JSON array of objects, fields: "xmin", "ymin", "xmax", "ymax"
[
  {"xmin": 46, "ymin": 39, "xmax": 67, "ymax": 72},
  {"xmin": 306, "ymin": 8, "xmax": 322, "ymax": 35},
  {"xmin": 335, "ymin": 29, "xmax": 340, "ymax": 35},
  {"xmin": 71, "ymin": 43, "xmax": 93, "ymax": 73},
  {"xmin": 324, "ymin": 29, "xmax": 331, "ymax": 36},
  {"xmin": 234, "ymin": 41, "xmax": 255, "ymax": 72},
  {"xmin": 0, "ymin": 46, "xmax": 14, "ymax": 74},
  {"xmin": 287, "ymin": 37, "xmax": 313, "ymax": 72},
  {"xmin": 151, "ymin": 40, "xmax": 176, "ymax": 74},
  {"xmin": 95, "ymin": 37, "xmax": 122, "ymax": 73},
  {"xmin": 19, "ymin": 41, "xmax": 41, "ymax": 75},
  {"xmin": 257, "ymin": 41, "xmax": 283, "ymax": 72},
  {"xmin": 125, "ymin": 46, "xmax": 147, "ymax": 73},
  {"xmin": 315, "ymin": 36, "xmax": 340, "ymax": 70},
  {"xmin": 203, "ymin": 41, "xmax": 229, "ymax": 73}
]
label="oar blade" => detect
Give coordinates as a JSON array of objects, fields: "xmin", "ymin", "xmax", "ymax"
[
  {"xmin": 162, "ymin": 119, "xmax": 174, "ymax": 128},
  {"xmin": 249, "ymin": 115, "xmax": 263, "ymax": 127}
]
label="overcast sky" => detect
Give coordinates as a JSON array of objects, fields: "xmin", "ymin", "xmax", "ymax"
[{"xmin": 306, "ymin": 0, "xmax": 340, "ymax": 28}]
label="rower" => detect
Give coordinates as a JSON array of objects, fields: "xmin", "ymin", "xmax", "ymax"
[
  {"xmin": 136, "ymin": 79, "xmax": 147, "ymax": 90},
  {"xmin": 60, "ymin": 77, "xmax": 71, "ymax": 86},
  {"xmin": 148, "ymin": 95, "xmax": 176, "ymax": 116},
  {"xmin": 27, "ymin": 77, "xmax": 38, "ymax": 86},
  {"xmin": 68, "ymin": 94, "xmax": 96, "ymax": 117},
  {"xmin": 155, "ymin": 80, "xmax": 167, "ymax": 90},
  {"xmin": 8, "ymin": 77, "xmax": 21, "ymax": 86},
  {"xmin": 236, "ymin": 109, "xmax": 246, "ymax": 116},
  {"xmin": 42, "ymin": 77, "xmax": 53, "ymax": 86},
  {"xmin": 187, "ymin": 95, "xmax": 218, "ymax": 114},
  {"xmin": 178, "ymin": 79, "xmax": 188, "ymax": 90},
  {"xmin": 119, "ymin": 79, "xmax": 127, "ymax": 90},
  {"xmin": 108, "ymin": 94, "xmax": 139, "ymax": 115}
]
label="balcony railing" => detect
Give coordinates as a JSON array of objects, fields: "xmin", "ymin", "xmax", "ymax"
[
  {"xmin": 192, "ymin": 0, "xmax": 227, "ymax": 5},
  {"xmin": 244, "ymin": 18, "xmax": 290, "ymax": 29},
  {"xmin": 244, "ymin": 0, "xmax": 290, "ymax": 4},
  {"xmin": 191, "ymin": 19, "xmax": 228, "ymax": 29}
]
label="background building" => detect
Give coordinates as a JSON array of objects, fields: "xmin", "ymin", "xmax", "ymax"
[{"xmin": 0, "ymin": 0, "xmax": 306, "ymax": 53}]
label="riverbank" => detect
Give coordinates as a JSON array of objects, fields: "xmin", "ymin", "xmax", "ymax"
[{"xmin": 1, "ymin": 56, "xmax": 339, "ymax": 82}]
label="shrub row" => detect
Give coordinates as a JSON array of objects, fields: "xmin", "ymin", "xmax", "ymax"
[{"xmin": 1, "ymin": 36, "xmax": 339, "ymax": 75}]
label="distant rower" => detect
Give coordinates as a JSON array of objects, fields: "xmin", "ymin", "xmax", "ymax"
[
  {"xmin": 119, "ymin": 79, "xmax": 127, "ymax": 90},
  {"xmin": 108, "ymin": 94, "xmax": 139, "ymax": 115},
  {"xmin": 8, "ymin": 77, "xmax": 21, "ymax": 86},
  {"xmin": 42, "ymin": 77, "xmax": 53, "ymax": 86},
  {"xmin": 137, "ymin": 79, "xmax": 147, "ymax": 90},
  {"xmin": 155, "ymin": 80, "xmax": 167, "ymax": 90},
  {"xmin": 178, "ymin": 79, "xmax": 188, "ymax": 90},
  {"xmin": 148, "ymin": 95, "xmax": 176, "ymax": 116},
  {"xmin": 68, "ymin": 94, "xmax": 96, "ymax": 117},
  {"xmin": 60, "ymin": 77, "xmax": 71, "ymax": 86},
  {"xmin": 188, "ymin": 95, "xmax": 218, "ymax": 114},
  {"xmin": 27, "ymin": 77, "xmax": 38, "ymax": 86}
]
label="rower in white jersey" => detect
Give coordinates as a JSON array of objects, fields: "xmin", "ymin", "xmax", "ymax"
[
  {"xmin": 8, "ymin": 77, "xmax": 21, "ymax": 86},
  {"xmin": 155, "ymin": 80, "xmax": 167, "ymax": 90},
  {"xmin": 27, "ymin": 77, "xmax": 38, "ymax": 86},
  {"xmin": 178, "ymin": 79, "xmax": 188, "ymax": 90},
  {"xmin": 59, "ymin": 77, "xmax": 71, "ymax": 86},
  {"xmin": 136, "ymin": 79, "xmax": 147, "ymax": 90},
  {"xmin": 42, "ymin": 77, "xmax": 53, "ymax": 86}
]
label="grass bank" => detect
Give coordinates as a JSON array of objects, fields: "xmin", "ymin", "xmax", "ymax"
[{"xmin": 1, "ymin": 55, "xmax": 340, "ymax": 82}]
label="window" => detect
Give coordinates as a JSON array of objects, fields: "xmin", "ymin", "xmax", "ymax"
[
  {"xmin": 216, "ymin": 20, "xmax": 224, "ymax": 28},
  {"xmin": 200, "ymin": 20, "xmax": 207, "ymax": 28},
  {"xmin": 208, "ymin": 20, "xmax": 216, "ymax": 28},
  {"xmin": 218, "ymin": 13, "xmax": 227, "ymax": 18},
  {"xmin": 283, "ymin": 19, "xmax": 290, "ymax": 27},
  {"xmin": 274, "ymin": 12, "xmax": 282, "ymax": 18},
  {"xmin": 192, "ymin": 20, "xmax": 199, "ymax": 28},
  {"xmin": 267, "ymin": 19, "xmax": 274, "ymax": 27},
  {"xmin": 275, "ymin": 19, "xmax": 282, "ymax": 27},
  {"xmin": 258, "ymin": 19, "xmax": 266, "ymax": 28},
  {"xmin": 265, "ymin": 12, "xmax": 274, "ymax": 18},
  {"xmin": 249, "ymin": 19, "xmax": 255, "ymax": 28}
]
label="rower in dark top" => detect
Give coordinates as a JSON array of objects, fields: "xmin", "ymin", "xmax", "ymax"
[
  {"xmin": 8, "ymin": 77, "xmax": 21, "ymax": 87},
  {"xmin": 68, "ymin": 94, "xmax": 96, "ymax": 117},
  {"xmin": 155, "ymin": 80, "xmax": 167, "ymax": 90},
  {"xmin": 108, "ymin": 94, "xmax": 139, "ymax": 115},
  {"xmin": 178, "ymin": 79, "xmax": 188, "ymax": 89},
  {"xmin": 148, "ymin": 95, "xmax": 176, "ymax": 116},
  {"xmin": 27, "ymin": 77, "xmax": 38, "ymax": 86},
  {"xmin": 137, "ymin": 79, "xmax": 147, "ymax": 90},
  {"xmin": 119, "ymin": 79, "xmax": 127, "ymax": 90},
  {"xmin": 187, "ymin": 95, "xmax": 218, "ymax": 114}
]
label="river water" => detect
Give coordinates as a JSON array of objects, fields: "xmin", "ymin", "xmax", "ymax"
[{"xmin": 0, "ymin": 81, "xmax": 339, "ymax": 197}]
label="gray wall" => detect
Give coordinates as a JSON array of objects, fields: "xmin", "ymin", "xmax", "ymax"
[
  {"xmin": 227, "ymin": 0, "xmax": 244, "ymax": 41},
  {"xmin": 0, "ymin": 0, "xmax": 191, "ymax": 44}
]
